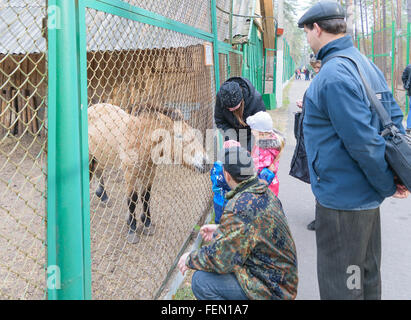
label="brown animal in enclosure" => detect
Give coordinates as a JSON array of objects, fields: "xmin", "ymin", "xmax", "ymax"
[{"xmin": 88, "ymin": 103, "xmax": 209, "ymax": 243}]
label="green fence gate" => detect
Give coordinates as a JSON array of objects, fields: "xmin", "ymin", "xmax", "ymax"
[
  {"xmin": 1, "ymin": 0, "xmax": 272, "ymax": 300},
  {"xmin": 357, "ymin": 22, "xmax": 411, "ymax": 116}
]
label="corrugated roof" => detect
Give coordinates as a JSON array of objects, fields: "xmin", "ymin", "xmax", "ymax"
[
  {"xmin": 0, "ymin": 0, "xmax": 46, "ymax": 54},
  {"xmin": 216, "ymin": 0, "xmax": 256, "ymax": 43},
  {"xmin": 85, "ymin": 9, "xmax": 203, "ymax": 52},
  {"xmin": 0, "ymin": 0, "xmax": 207, "ymax": 55}
]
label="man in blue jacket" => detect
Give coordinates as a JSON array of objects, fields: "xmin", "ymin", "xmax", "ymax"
[{"xmin": 298, "ymin": 1, "xmax": 409, "ymax": 300}]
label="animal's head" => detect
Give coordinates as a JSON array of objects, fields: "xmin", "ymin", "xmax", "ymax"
[
  {"xmin": 150, "ymin": 117, "xmax": 210, "ymax": 173},
  {"xmin": 174, "ymin": 121, "xmax": 210, "ymax": 173}
]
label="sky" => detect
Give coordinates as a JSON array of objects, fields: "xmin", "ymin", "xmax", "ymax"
[{"xmin": 296, "ymin": 0, "xmax": 312, "ymax": 16}]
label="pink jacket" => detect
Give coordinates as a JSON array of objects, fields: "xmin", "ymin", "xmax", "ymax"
[{"xmin": 251, "ymin": 138, "xmax": 282, "ymax": 196}]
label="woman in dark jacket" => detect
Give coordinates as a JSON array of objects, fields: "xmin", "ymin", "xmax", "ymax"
[{"xmin": 214, "ymin": 77, "xmax": 266, "ymax": 152}]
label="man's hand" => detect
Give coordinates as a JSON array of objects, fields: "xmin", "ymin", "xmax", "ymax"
[
  {"xmin": 178, "ymin": 252, "xmax": 190, "ymax": 276},
  {"xmin": 200, "ymin": 224, "xmax": 218, "ymax": 242},
  {"xmin": 392, "ymin": 184, "xmax": 410, "ymax": 199},
  {"xmin": 296, "ymin": 100, "xmax": 303, "ymax": 109}
]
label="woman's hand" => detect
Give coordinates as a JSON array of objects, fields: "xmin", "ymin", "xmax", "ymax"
[{"xmin": 200, "ymin": 224, "xmax": 218, "ymax": 242}]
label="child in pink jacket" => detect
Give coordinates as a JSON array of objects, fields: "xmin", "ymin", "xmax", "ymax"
[{"xmin": 246, "ymin": 111, "xmax": 285, "ymax": 196}]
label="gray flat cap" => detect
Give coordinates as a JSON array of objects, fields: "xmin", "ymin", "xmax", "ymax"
[{"xmin": 298, "ymin": 1, "xmax": 345, "ymax": 28}]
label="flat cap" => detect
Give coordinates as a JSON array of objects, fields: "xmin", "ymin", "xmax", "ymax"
[{"xmin": 298, "ymin": 1, "xmax": 345, "ymax": 28}]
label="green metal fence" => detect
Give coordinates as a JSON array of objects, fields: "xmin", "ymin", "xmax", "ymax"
[
  {"xmin": 282, "ymin": 38, "xmax": 296, "ymax": 84},
  {"xmin": 356, "ymin": 22, "xmax": 411, "ymax": 116},
  {"xmin": 262, "ymin": 36, "xmax": 296, "ymax": 110},
  {"xmin": 0, "ymin": 0, "xmax": 275, "ymax": 300}
]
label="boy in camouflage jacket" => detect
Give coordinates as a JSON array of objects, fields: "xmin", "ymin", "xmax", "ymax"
[{"xmin": 178, "ymin": 147, "xmax": 298, "ymax": 300}]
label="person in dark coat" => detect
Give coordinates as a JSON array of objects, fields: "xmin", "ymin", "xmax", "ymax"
[
  {"xmin": 214, "ymin": 77, "xmax": 266, "ymax": 152},
  {"xmin": 304, "ymin": 68, "xmax": 310, "ymax": 81},
  {"xmin": 402, "ymin": 64, "xmax": 411, "ymax": 134}
]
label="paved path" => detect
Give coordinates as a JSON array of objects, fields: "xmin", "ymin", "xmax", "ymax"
[{"xmin": 276, "ymin": 79, "xmax": 411, "ymax": 300}]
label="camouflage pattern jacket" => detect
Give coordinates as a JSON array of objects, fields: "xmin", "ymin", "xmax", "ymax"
[{"xmin": 187, "ymin": 176, "xmax": 298, "ymax": 300}]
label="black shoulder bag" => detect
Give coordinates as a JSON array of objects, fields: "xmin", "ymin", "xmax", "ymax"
[
  {"xmin": 326, "ymin": 55, "xmax": 411, "ymax": 191},
  {"xmin": 289, "ymin": 93, "xmax": 311, "ymax": 184}
]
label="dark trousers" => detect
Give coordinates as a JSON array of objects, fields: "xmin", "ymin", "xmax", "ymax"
[{"xmin": 315, "ymin": 202, "xmax": 381, "ymax": 300}]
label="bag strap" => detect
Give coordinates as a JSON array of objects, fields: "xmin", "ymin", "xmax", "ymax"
[{"xmin": 322, "ymin": 54, "xmax": 398, "ymax": 136}]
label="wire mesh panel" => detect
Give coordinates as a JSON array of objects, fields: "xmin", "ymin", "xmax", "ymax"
[
  {"xmin": 229, "ymin": 51, "xmax": 242, "ymax": 78},
  {"xmin": 84, "ymin": 6, "xmax": 214, "ymax": 299},
  {"xmin": 218, "ymin": 53, "xmax": 228, "ymax": 86},
  {"xmin": 216, "ymin": 0, "xmax": 231, "ymax": 42},
  {"xmin": 121, "ymin": 0, "xmax": 211, "ymax": 33},
  {"xmin": 0, "ymin": 0, "xmax": 47, "ymax": 299}
]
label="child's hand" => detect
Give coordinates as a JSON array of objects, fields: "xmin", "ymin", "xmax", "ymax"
[
  {"xmin": 259, "ymin": 167, "xmax": 275, "ymax": 185},
  {"xmin": 200, "ymin": 224, "xmax": 218, "ymax": 242},
  {"xmin": 268, "ymin": 163, "xmax": 276, "ymax": 172}
]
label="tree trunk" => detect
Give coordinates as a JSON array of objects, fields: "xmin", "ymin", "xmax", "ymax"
[
  {"xmin": 364, "ymin": 0, "xmax": 369, "ymax": 35},
  {"xmin": 346, "ymin": 0, "xmax": 355, "ymax": 39},
  {"xmin": 359, "ymin": 0, "xmax": 367, "ymax": 55},
  {"xmin": 382, "ymin": 0, "xmax": 387, "ymax": 77}
]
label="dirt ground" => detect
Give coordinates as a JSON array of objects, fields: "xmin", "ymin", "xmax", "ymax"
[
  {"xmin": 89, "ymin": 163, "xmax": 212, "ymax": 299},
  {"xmin": 0, "ymin": 134, "xmax": 212, "ymax": 300},
  {"xmin": 0, "ymin": 134, "xmax": 47, "ymax": 300}
]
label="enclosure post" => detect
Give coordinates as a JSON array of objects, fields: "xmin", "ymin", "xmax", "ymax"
[
  {"xmin": 263, "ymin": 48, "xmax": 267, "ymax": 93},
  {"xmin": 273, "ymin": 32, "xmax": 277, "ymax": 95},
  {"xmin": 211, "ymin": 0, "xmax": 223, "ymax": 149},
  {"xmin": 211, "ymin": 0, "xmax": 220, "ymax": 91},
  {"xmin": 47, "ymin": 0, "xmax": 91, "ymax": 300}
]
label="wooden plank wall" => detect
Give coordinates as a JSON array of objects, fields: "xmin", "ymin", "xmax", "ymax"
[
  {"xmin": 1, "ymin": 44, "xmax": 214, "ymax": 139},
  {"xmin": 0, "ymin": 53, "xmax": 47, "ymax": 139}
]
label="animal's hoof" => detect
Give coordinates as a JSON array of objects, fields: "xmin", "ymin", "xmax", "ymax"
[
  {"xmin": 141, "ymin": 223, "xmax": 156, "ymax": 236},
  {"xmin": 100, "ymin": 193, "xmax": 109, "ymax": 203},
  {"xmin": 127, "ymin": 216, "xmax": 137, "ymax": 232},
  {"xmin": 127, "ymin": 231, "xmax": 140, "ymax": 244},
  {"xmin": 98, "ymin": 198, "xmax": 112, "ymax": 208}
]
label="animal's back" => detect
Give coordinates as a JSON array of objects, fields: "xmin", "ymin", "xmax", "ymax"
[{"xmin": 88, "ymin": 103, "xmax": 131, "ymax": 166}]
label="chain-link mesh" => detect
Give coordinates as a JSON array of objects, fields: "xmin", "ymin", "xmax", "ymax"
[
  {"xmin": 229, "ymin": 51, "xmax": 242, "ymax": 78},
  {"xmin": 85, "ymin": 8, "xmax": 214, "ymax": 299},
  {"xmin": 121, "ymin": 0, "xmax": 212, "ymax": 33},
  {"xmin": 0, "ymin": 0, "xmax": 47, "ymax": 299},
  {"xmin": 216, "ymin": 0, "xmax": 231, "ymax": 42},
  {"xmin": 218, "ymin": 53, "xmax": 228, "ymax": 86}
]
